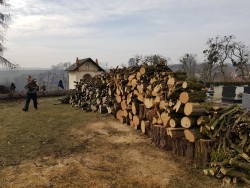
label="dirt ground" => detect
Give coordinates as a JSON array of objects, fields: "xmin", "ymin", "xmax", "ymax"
[{"xmin": 0, "ymin": 98, "xmax": 243, "ymax": 188}]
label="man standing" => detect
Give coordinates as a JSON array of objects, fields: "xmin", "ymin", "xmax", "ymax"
[
  {"xmin": 58, "ymin": 80, "xmax": 64, "ymax": 90},
  {"xmin": 10, "ymin": 82, "xmax": 16, "ymax": 94},
  {"xmin": 22, "ymin": 75, "xmax": 38, "ymax": 112}
]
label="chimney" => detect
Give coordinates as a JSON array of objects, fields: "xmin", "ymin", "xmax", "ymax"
[
  {"xmin": 96, "ymin": 59, "xmax": 99, "ymax": 65},
  {"xmin": 76, "ymin": 57, "xmax": 79, "ymax": 65}
]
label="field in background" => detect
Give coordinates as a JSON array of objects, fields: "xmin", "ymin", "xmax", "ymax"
[
  {"xmin": 0, "ymin": 98, "xmax": 245, "ymax": 187},
  {"xmin": 0, "ymin": 68, "xmax": 68, "ymax": 91}
]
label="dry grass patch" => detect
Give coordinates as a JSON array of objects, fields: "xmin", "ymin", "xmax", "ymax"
[{"xmin": 0, "ymin": 97, "xmax": 246, "ymax": 187}]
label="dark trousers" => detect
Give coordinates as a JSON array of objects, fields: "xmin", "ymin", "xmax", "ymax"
[{"xmin": 24, "ymin": 92, "xmax": 38, "ymax": 110}]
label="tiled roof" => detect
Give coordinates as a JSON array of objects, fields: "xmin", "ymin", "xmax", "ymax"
[{"xmin": 65, "ymin": 58, "xmax": 105, "ymax": 72}]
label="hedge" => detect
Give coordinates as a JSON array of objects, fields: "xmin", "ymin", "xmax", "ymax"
[{"xmin": 205, "ymin": 82, "xmax": 250, "ymax": 87}]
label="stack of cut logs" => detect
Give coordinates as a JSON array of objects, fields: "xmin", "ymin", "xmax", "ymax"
[{"xmin": 63, "ymin": 63, "xmax": 250, "ymax": 185}]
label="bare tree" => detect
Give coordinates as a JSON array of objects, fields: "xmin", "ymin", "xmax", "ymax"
[
  {"xmin": 199, "ymin": 61, "xmax": 220, "ymax": 82},
  {"xmin": 0, "ymin": 0, "xmax": 18, "ymax": 69},
  {"xmin": 128, "ymin": 58, "xmax": 136, "ymax": 67},
  {"xmin": 179, "ymin": 53, "xmax": 197, "ymax": 78},
  {"xmin": 132, "ymin": 54, "xmax": 168, "ymax": 66},
  {"xmin": 134, "ymin": 54, "xmax": 143, "ymax": 65},
  {"xmin": 229, "ymin": 41, "xmax": 250, "ymax": 81},
  {"xmin": 36, "ymin": 62, "xmax": 70, "ymax": 90},
  {"xmin": 203, "ymin": 36, "xmax": 234, "ymax": 81}
]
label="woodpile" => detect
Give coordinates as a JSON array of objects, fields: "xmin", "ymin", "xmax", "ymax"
[{"xmin": 62, "ymin": 63, "xmax": 250, "ymax": 185}]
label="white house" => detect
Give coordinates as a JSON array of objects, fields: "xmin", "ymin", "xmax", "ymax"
[{"xmin": 65, "ymin": 57, "xmax": 105, "ymax": 89}]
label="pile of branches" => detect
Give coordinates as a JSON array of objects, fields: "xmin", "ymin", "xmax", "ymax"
[{"xmin": 199, "ymin": 104, "xmax": 250, "ymax": 184}]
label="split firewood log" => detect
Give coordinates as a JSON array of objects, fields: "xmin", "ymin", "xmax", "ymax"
[{"xmin": 184, "ymin": 103, "xmax": 207, "ymax": 116}]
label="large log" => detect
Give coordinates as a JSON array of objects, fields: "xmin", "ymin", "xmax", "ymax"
[
  {"xmin": 169, "ymin": 117, "xmax": 181, "ymax": 128},
  {"xmin": 184, "ymin": 103, "xmax": 207, "ymax": 116},
  {"xmin": 149, "ymin": 124, "xmax": 171, "ymax": 150},
  {"xmin": 181, "ymin": 116, "xmax": 198, "ymax": 128},
  {"xmin": 194, "ymin": 139, "xmax": 215, "ymax": 166},
  {"xmin": 171, "ymin": 137, "xmax": 194, "ymax": 159},
  {"xmin": 184, "ymin": 128, "xmax": 202, "ymax": 143}
]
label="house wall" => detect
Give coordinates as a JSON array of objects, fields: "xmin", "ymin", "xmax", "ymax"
[
  {"xmin": 69, "ymin": 72, "xmax": 76, "ymax": 90},
  {"xmin": 68, "ymin": 61, "xmax": 104, "ymax": 89},
  {"xmin": 68, "ymin": 71, "xmax": 103, "ymax": 89}
]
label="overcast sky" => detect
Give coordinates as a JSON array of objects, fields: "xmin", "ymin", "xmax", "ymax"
[{"xmin": 3, "ymin": 0, "xmax": 250, "ymax": 68}]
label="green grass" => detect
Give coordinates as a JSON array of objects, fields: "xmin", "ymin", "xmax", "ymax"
[{"xmin": 0, "ymin": 97, "xmax": 104, "ymax": 167}]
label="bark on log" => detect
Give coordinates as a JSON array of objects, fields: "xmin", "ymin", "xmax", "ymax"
[
  {"xmin": 195, "ymin": 139, "xmax": 216, "ymax": 166},
  {"xmin": 166, "ymin": 128, "xmax": 185, "ymax": 138},
  {"xmin": 139, "ymin": 104, "xmax": 146, "ymax": 120},
  {"xmin": 184, "ymin": 103, "xmax": 207, "ymax": 116},
  {"xmin": 169, "ymin": 117, "xmax": 181, "ymax": 128},
  {"xmin": 186, "ymin": 91, "xmax": 207, "ymax": 103}
]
